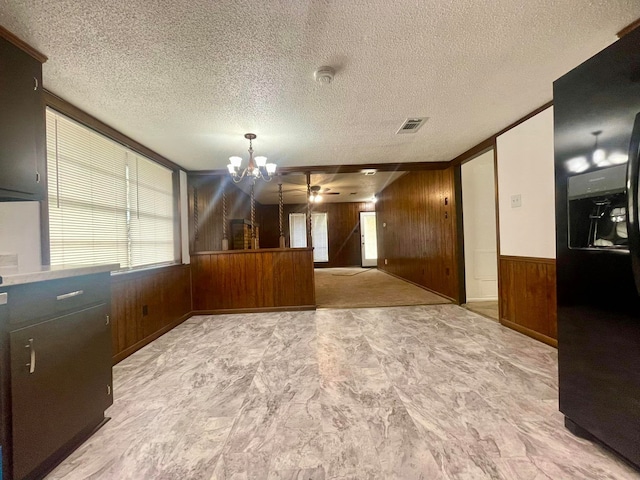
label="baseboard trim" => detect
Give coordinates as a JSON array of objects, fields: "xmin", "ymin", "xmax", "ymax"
[
  {"xmin": 500, "ymin": 318, "xmax": 558, "ymax": 348},
  {"xmin": 112, "ymin": 311, "xmax": 193, "ymax": 364},
  {"xmin": 193, "ymin": 305, "xmax": 317, "ymax": 315},
  {"xmin": 112, "ymin": 305, "xmax": 317, "ymax": 364},
  {"xmin": 465, "ymin": 297, "xmax": 498, "ymax": 303},
  {"xmin": 379, "ymin": 269, "xmax": 457, "ymax": 304}
]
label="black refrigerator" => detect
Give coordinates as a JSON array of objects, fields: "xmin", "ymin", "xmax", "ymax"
[{"xmin": 554, "ymin": 26, "xmax": 640, "ymax": 469}]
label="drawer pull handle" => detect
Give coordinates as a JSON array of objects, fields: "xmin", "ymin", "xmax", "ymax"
[
  {"xmin": 25, "ymin": 338, "xmax": 35, "ymax": 374},
  {"xmin": 56, "ymin": 290, "xmax": 84, "ymax": 301}
]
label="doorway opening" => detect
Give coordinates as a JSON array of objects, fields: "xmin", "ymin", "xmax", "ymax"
[
  {"xmin": 461, "ymin": 150, "xmax": 499, "ymax": 320},
  {"xmin": 360, "ymin": 211, "xmax": 377, "ymax": 267}
]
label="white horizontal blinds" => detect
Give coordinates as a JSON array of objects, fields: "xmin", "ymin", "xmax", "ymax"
[
  {"xmin": 312, "ymin": 212, "xmax": 329, "ymax": 262},
  {"xmin": 129, "ymin": 154, "xmax": 175, "ymax": 267},
  {"xmin": 289, "ymin": 213, "xmax": 307, "ymax": 247},
  {"xmin": 47, "ymin": 110, "xmax": 129, "ymax": 266},
  {"xmin": 46, "ymin": 108, "xmax": 176, "ymax": 269}
]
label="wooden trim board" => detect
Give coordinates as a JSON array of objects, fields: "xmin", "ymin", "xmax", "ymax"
[{"xmin": 0, "ymin": 25, "xmax": 47, "ymax": 62}]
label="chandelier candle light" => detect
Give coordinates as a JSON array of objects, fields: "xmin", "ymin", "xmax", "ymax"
[{"xmin": 227, "ymin": 133, "xmax": 277, "ymax": 183}]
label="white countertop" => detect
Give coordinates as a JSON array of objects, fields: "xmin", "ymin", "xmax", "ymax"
[{"xmin": 0, "ymin": 263, "xmax": 119, "ymax": 286}]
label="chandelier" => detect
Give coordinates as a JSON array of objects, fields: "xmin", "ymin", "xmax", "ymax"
[{"xmin": 227, "ymin": 133, "xmax": 276, "ymax": 183}]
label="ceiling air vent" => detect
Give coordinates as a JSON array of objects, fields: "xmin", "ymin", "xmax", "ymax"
[{"xmin": 396, "ymin": 117, "xmax": 427, "ymax": 134}]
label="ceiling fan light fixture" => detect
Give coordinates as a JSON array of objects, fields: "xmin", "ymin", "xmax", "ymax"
[{"xmin": 309, "ymin": 185, "xmax": 323, "ymax": 203}]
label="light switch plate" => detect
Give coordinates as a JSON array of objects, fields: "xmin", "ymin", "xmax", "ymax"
[
  {"xmin": 0, "ymin": 254, "xmax": 18, "ymax": 267},
  {"xmin": 511, "ymin": 194, "xmax": 522, "ymax": 208}
]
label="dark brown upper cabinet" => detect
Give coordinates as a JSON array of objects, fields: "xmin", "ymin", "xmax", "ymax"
[{"xmin": 0, "ymin": 32, "xmax": 46, "ymax": 201}]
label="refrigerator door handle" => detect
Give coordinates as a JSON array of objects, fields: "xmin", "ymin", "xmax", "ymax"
[{"xmin": 626, "ymin": 112, "xmax": 640, "ymax": 295}]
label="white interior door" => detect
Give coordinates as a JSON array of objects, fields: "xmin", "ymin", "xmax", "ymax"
[
  {"xmin": 360, "ymin": 211, "xmax": 377, "ymax": 267},
  {"xmin": 461, "ymin": 150, "xmax": 498, "ymax": 301}
]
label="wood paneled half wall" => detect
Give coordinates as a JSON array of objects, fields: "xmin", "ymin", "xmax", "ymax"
[
  {"xmin": 376, "ymin": 168, "xmax": 460, "ymax": 302},
  {"xmin": 499, "ymin": 255, "xmax": 557, "ymax": 347},
  {"xmin": 191, "ymin": 248, "xmax": 315, "ymax": 313},
  {"xmin": 110, "ymin": 264, "xmax": 192, "ymax": 363}
]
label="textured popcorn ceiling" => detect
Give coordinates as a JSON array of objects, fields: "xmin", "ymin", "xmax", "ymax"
[{"xmin": 0, "ymin": 1, "xmax": 639, "ymax": 172}]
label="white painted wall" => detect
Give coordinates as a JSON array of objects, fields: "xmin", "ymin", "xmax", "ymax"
[
  {"xmin": 462, "ymin": 150, "xmax": 498, "ymax": 301},
  {"xmin": 497, "ymin": 107, "xmax": 556, "ymax": 259},
  {"xmin": 179, "ymin": 170, "xmax": 190, "ymax": 264},
  {"xmin": 0, "ymin": 202, "xmax": 42, "ymax": 270}
]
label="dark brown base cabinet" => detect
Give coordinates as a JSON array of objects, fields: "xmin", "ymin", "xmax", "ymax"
[{"xmin": 0, "ymin": 272, "xmax": 113, "ymax": 480}]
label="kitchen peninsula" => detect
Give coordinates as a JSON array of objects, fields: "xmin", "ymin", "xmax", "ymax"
[{"xmin": 0, "ymin": 263, "xmax": 116, "ymax": 480}]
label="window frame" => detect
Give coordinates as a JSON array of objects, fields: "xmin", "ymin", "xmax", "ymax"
[{"xmin": 41, "ymin": 93, "xmax": 182, "ymax": 270}]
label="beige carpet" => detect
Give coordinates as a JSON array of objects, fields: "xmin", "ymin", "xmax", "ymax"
[
  {"xmin": 314, "ymin": 267, "xmax": 451, "ymax": 308},
  {"xmin": 464, "ymin": 301, "xmax": 499, "ymax": 321}
]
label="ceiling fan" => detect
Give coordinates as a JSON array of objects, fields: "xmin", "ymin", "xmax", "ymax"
[{"xmin": 281, "ymin": 185, "xmax": 340, "ymax": 202}]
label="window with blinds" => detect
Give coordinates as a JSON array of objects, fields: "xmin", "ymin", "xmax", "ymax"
[
  {"xmin": 288, "ymin": 212, "xmax": 329, "ymax": 262},
  {"xmin": 46, "ymin": 108, "xmax": 176, "ymax": 269},
  {"xmin": 289, "ymin": 213, "xmax": 307, "ymax": 248},
  {"xmin": 311, "ymin": 212, "xmax": 329, "ymax": 262}
]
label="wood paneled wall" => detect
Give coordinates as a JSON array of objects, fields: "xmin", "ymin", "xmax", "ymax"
[
  {"xmin": 499, "ymin": 255, "xmax": 557, "ymax": 346},
  {"xmin": 257, "ymin": 204, "xmax": 281, "ymax": 248},
  {"xmin": 191, "ymin": 249, "xmax": 315, "ymax": 312},
  {"xmin": 188, "ymin": 176, "xmax": 253, "ymax": 252},
  {"xmin": 110, "ymin": 264, "xmax": 192, "ymax": 363},
  {"xmin": 376, "ymin": 168, "xmax": 460, "ymax": 301},
  {"xmin": 188, "ymin": 175, "xmax": 285, "ymax": 250},
  {"xmin": 272, "ymin": 202, "xmax": 375, "ymax": 267}
]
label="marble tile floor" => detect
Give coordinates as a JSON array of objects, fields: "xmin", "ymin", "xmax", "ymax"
[{"xmin": 46, "ymin": 305, "xmax": 639, "ymax": 479}]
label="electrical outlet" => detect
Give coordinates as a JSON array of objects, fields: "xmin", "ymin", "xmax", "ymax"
[
  {"xmin": 384, "ymin": 259, "xmax": 388, "ymax": 265},
  {"xmin": 511, "ymin": 194, "xmax": 522, "ymax": 208}
]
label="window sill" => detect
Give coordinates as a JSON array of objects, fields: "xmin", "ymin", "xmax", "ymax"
[{"xmin": 111, "ymin": 262, "xmax": 186, "ymax": 280}]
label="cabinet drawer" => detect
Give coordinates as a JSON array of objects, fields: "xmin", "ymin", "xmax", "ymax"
[{"xmin": 4, "ymin": 273, "xmax": 109, "ymax": 326}]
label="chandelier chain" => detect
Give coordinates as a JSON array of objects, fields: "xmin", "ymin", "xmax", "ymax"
[{"xmin": 278, "ymin": 183, "xmax": 283, "ymax": 237}]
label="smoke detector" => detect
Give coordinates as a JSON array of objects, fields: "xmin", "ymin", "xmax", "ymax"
[{"xmin": 314, "ymin": 66, "xmax": 335, "ymax": 84}]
